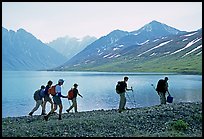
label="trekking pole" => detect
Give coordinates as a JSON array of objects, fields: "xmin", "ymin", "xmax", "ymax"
[
  {"xmin": 126, "ymin": 92, "xmax": 136, "ymax": 108},
  {"xmin": 130, "ymin": 87, "xmax": 137, "ymax": 108},
  {"xmin": 151, "ymin": 84, "xmax": 156, "ymax": 91}
]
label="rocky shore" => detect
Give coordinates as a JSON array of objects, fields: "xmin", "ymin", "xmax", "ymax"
[{"xmin": 2, "ymin": 102, "xmax": 202, "ymax": 137}]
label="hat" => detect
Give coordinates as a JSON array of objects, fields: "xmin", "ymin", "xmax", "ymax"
[
  {"xmin": 74, "ymin": 83, "xmax": 78, "ymax": 87},
  {"xmin": 58, "ymin": 79, "xmax": 64, "ymax": 83}
]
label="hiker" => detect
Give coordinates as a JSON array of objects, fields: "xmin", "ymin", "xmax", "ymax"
[
  {"xmin": 117, "ymin": 76, "xmax": 133, "ymax": 113},
  {"xmin": 29, "ymin": 85, "xmax": 46, "ymax": 116},
  {"xmin": 156, "ymin": 77, "xmax": 170, "ymax": 105},
  {"xmin": 41, "ymin": 80, "xmax": 54, "ymax": 115},
  {"xmin": 66, "ymin": 83, "xmax": 83, "ymax": 113},
  {"xmin": 44, "ymin": 79, "xmax": 67, "ymax": 120}
]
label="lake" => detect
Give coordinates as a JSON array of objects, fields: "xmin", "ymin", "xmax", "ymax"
[{"xmin": 2, "ymin": 71, "xmax": 202, "ymax": 118}]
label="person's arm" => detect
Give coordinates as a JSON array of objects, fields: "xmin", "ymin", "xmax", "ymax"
[
  {"xmin": 58, "ymin": 92, "xmax": 67, "ymax": 98},
  {"xmin": 126, "ymin": 86, "xmax": 133, "ymax": 92},
  {"xmin": 78, "ymin": 92, "xmax": 83, "ymax": 98},
  {"xmin": 165, "ymin": 82, "xmax": 170, "ymax": 95}
]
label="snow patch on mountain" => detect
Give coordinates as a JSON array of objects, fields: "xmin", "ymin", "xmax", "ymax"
[
  {"xmin": 153, "ymin": 39, "xmax": 159, "ymax": 42},
  {"xmin": 103, "ymin": 53, "xmax": 112, "ymax": 58},
  {"xmin": 170, "ymin": 38, "xmax": 202, "ymax": 55},
  {"xmin": 196, "ymin": 51, "xmax": 202, "ymax": 56},
  {"xmin": 150, "ymin": 53, "xmax": 156, "ymax": 56},
  {"xmin": 138, "ymin": 40, "xmax": 172, "ymax": 57},
  {"xmin": 138, "ymin": 40, "xmax": 149, "ymax": 45},
  {"xmin": 182, "ymin": 45, "xmax": 202, "ymax": 57},
  {"xmin": 183, "ymin": 32, "xmax": 197, "ymax": 37},
  {"xmin": 182, "ymin": 38, "xmax": 188, "ymax": 41},
  {"xmin": 113, "ymin": 47, "xmax": 120, "ymax": 51}
]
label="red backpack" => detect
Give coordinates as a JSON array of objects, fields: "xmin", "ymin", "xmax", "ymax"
[
  {"xmin": 48, "ymin": 85, "xmax": 57, "ymax": 96},
  {"xmin": 67, "ymin": 88, "xmax": 74, "ymax": 100}
]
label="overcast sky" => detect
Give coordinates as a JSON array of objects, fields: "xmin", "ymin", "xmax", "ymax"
[{"xmin": 2, "ymin": 2, "xmax": 202, "ymax": 43}]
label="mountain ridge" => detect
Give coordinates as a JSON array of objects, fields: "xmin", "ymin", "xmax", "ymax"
[{"xmin": 55, "ymin": 20, "xmax": 202, "ymax": 74}]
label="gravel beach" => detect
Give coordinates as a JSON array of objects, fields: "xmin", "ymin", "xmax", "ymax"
[{"xmin": 2, "ymin": 102, "xmax": 202, "ymax": 137}]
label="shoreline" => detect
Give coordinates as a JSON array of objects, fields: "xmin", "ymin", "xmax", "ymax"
[{"xmin": 2, "ymin": 102, "xmax": 202, "ymax": 137}]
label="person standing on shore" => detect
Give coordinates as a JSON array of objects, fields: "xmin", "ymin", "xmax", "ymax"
[
  {"xmin": 29, "ymin": 85, "xmax": 45, "ymax": 116},
  {"xmin": 66, "ymin": 83, "xmax": 83, "ymax": 113},
  {"xmin": 44, "ymin": 79, "xmax": 67, "ymax": 120},
  {"xmin": 156, "ymin": 77, "xmax": 170, "ymax": 105},
  {"xmin": 41, "ymin": 80, "xmax": 54, "ymax": 115},
  {"xmin": 116, "ymin": 76, "xmax": 133, "ymax": 113}
]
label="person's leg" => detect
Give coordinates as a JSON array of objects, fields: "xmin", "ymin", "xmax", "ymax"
[
  {"xmin": 72, "ymin": 98, "xmax": 77, "ymax": 112},
  {"xmin": 44, "ymin": 96, "xmax": 58, "ymax": 121},
  {"xmin": 162, "ymin": 93, "xmax": 167, "ymax": 104},
  {"xmin": 66, "ymin": 100, "xmax": 74, "ymax": 113},
  {"xmin": 159, "ymin": 92, "xmax": 166, "ymax": 104},
  {"xmin": 59, "ymin": 104, "xmax": 63, "ymax": 120},
  {"xmin": 41, "ymin": 100, "xmax": 47, "ymax": 115},
  {"xmin": 29, "ymin": 100, "xmax": 42, "ymax": 116},
  {"xmin": 44, "ymin": 104, "xmax": 57, "ymax": 121},
  {"xmin": 119, "ymin": 92, "xmax": 125, "ymax": 112},
  {"xmin": 48, "ymin": 98, "xmax": 54, "ymax": 111},
  {"xmin": 123, "ymin": 96, "xmax": 126, "ymax": 109}
]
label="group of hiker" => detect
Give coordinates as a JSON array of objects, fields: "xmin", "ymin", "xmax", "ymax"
[
  {"xmin": 116, "ymin": 76, "xmax": 171, "ymax": 113},
  {"xmin": 29, "ymin": 79, "xmax": 83, "ymax": 120},
  {"xmin": 29, "ymin": 76, "xmax": 170, "ymax": 120}
]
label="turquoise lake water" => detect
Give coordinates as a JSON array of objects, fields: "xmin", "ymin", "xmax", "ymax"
[{"xmin": 2, "ymin": 71, "xmax": 202, "ymax": 118}]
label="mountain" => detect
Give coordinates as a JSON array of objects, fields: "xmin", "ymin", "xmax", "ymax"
[
  {"xmin": 2, "ymin": 27, "xmax": 67, "ymax": 71},
  {"xmin": 47, "ymin": 35, "xmax": 97, "ymax": 60},
  {"xmin": 55, "ymin": 20, "xmax": 202, "ymax": 74}
]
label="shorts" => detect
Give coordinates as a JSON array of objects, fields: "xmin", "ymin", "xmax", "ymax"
[
  {"xmin": 53, "ymin": 96, "xmax": 62, "ymax": 105},
  {"xmin": 44, "ymin": 95, "xmax": 52, "ymax": 102}
]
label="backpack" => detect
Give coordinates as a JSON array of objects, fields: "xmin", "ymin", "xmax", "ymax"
[
  {"xmin": 67, "ymin": 88, "xmax": 74, "ymax": 100},
  {"xmin": 33, "ymin": 89, "xmax": 41, "ymax": 100},
  {"xmin": 116, "ymin": 81, "xmax": 124, "ymax": 94},
  {"xmin": 156, "ymin": 79, "xmax": 166, "ymax": 92},
  {"xmin": 48, "ymin": 85, "xmax": 57, "ymax": 96}
]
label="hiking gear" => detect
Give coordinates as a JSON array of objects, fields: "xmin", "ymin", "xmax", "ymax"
[
  {"xmin": 28, "ymin": 112, "xmax": 33, "ymax": 116},
  {"xmin": 68, "ymin": 88, "xmax": 74, "ymax": 100},
  {"xmin": 41, "ymin": 111, "xmax": 47, "ymax": 115},
  {"xmin": 126, "ymin": 92, "xmax": 137, "ymax": 108},
  {"xmin": 167, "ymin": 95, "xmax": 173, "ymax": 103},
  {"xmin": 58, "ymin": 115, "xmax": 62, "ymax": 120},
  {"xmin": 116, "ymin": 81, "xmax": 126, "ymax": 94},
  {"xmin": 48, "ymin": 85, "xmax": 57, "ymax": 96},
  {"xmin": 34, "ymin": 89, "xmax": 42, "ymax": 101},
  {"xmin": 156, "ymin": 79, "xmax": 166, "ymax": 92},
  {"xmin": 44, "ymin": 115, "xmax": 48, "ymax": 121}
]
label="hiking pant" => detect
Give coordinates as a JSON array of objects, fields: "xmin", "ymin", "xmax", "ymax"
[
  {"xmin": 158, "ymin": 92, "xmax": 166, "ymax": 104},
  {"xmin": 31, "ymin": 100, "xmax": 43, "ymax": 113},
  {"xmin": 119, "ymin": 92, "xmax": 126, "ymax": 111},
  {"xmin": 42, "ymin": 96, "xmax": 53, "ymax": 113},
  {"xmin": 67, "ymin": 97, "xmax": 77, "ymax": 112}
]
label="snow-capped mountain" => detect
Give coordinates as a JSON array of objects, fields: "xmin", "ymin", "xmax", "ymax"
[
  {"xmin": 47, "ymin": 35, "xmax": 97, "ymax": 60},
  {"xmin": 56, "ymin": 20, "xmax": 202, "ymax": 74},
  {"xmin": 2, "ymin": 27, "xmax": 67, "ymax": 71}
]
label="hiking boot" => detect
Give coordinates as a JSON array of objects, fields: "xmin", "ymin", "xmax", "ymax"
[
  {"xmin": 44, "ymin": 115, "xmax": 49, "ymax": 121},
  {"xmin": 126, "ymin": 107, "xmax": 131, "ymax": 110},
  {"xmin": 58, "ymin": 115, "xmax": 62, "ymax": 120},
  {"xmin": 28, "ymin": 112, "xmax": 33, "ymax": 116},
  {"xmin": 118, "ymin": 110, "xmax": 122, "ymax": 113},
  {"xmin": 41, "ymin": 112, "xmax": 47, "ymax": 115},
  {"xmin": 66, "ymin": 109, "xmax": 69, "ymax": 113}
]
